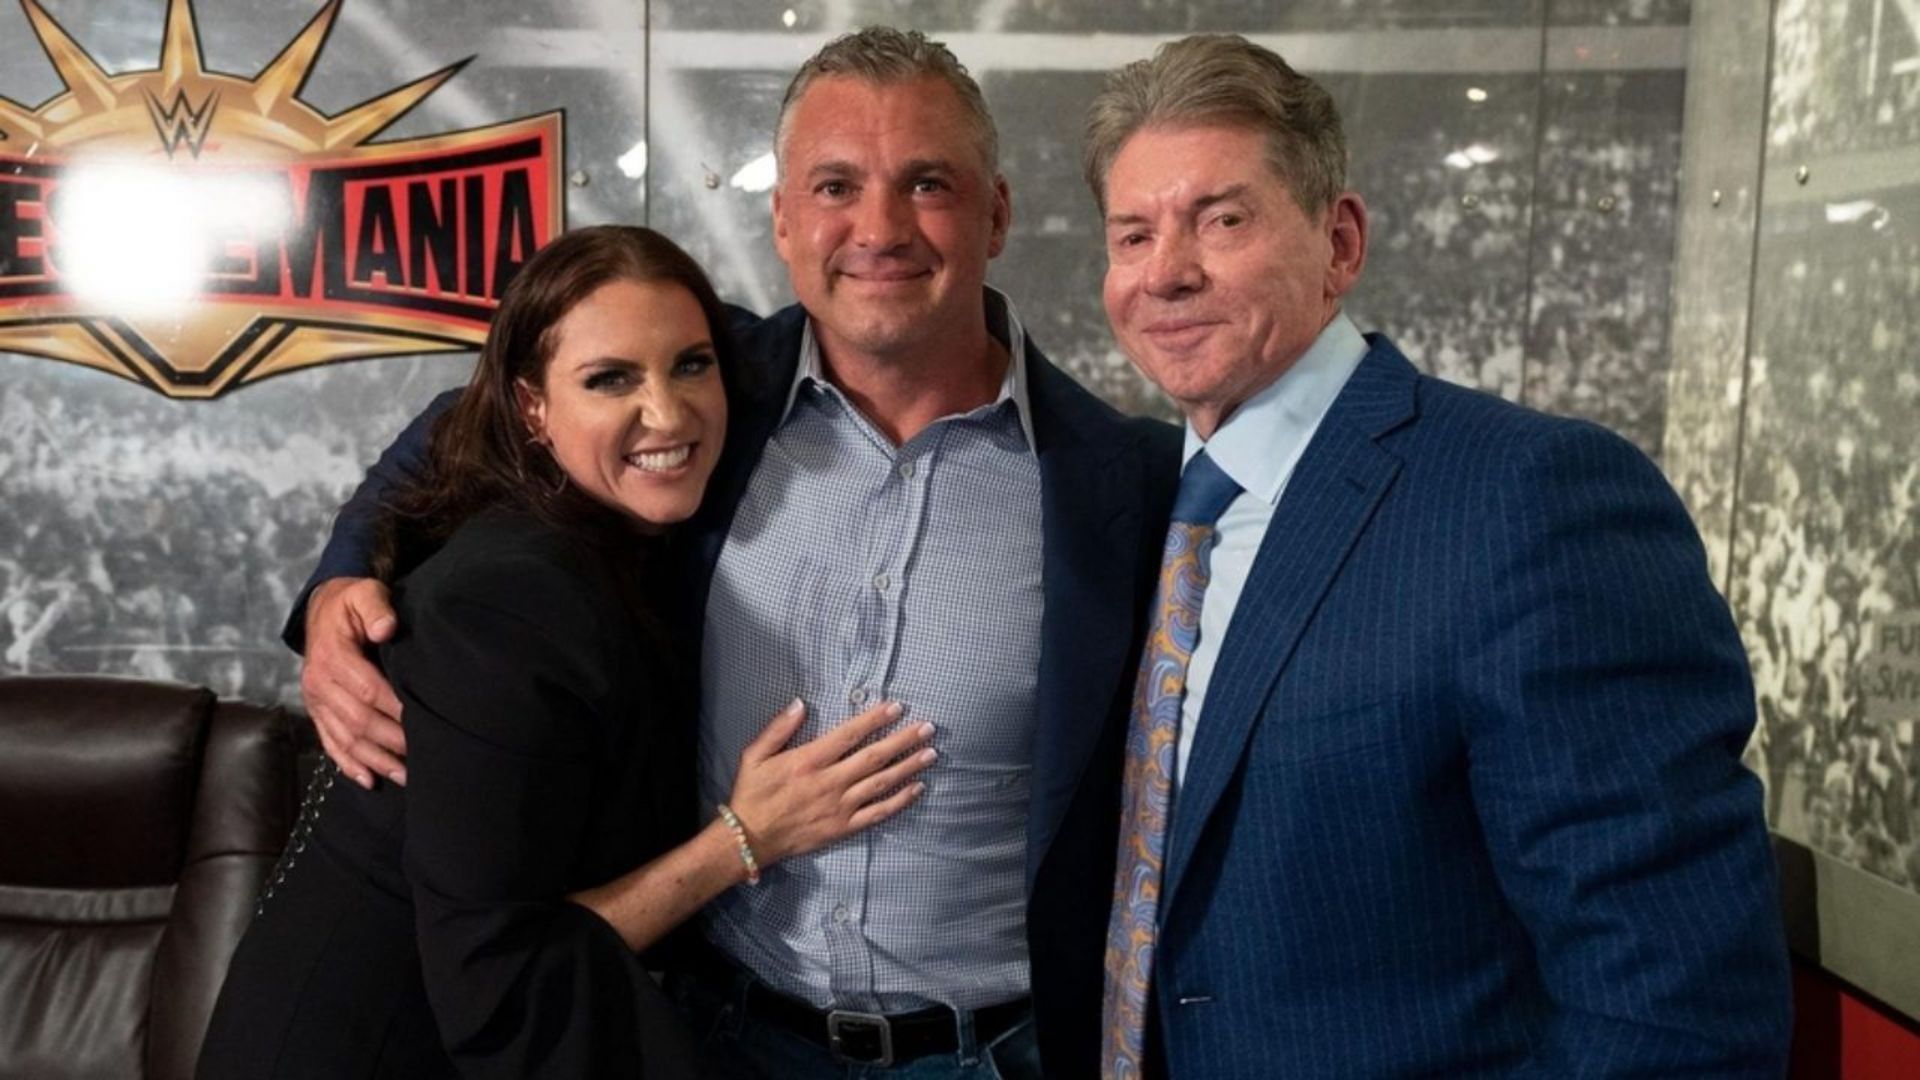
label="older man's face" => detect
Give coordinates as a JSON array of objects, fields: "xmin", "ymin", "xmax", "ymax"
[
  {"xmin": 772, "ymin": 75, "xmax": 1009, "ymax": 365},
  {"xmin": 1101, "ymin": 124, "xmax": 1364, "ymax": 438}
]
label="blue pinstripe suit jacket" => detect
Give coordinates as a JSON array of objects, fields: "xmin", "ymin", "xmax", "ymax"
[{"xmin": 1151, "ymin": 336, "xmax": 1791, "ymax": 1078}]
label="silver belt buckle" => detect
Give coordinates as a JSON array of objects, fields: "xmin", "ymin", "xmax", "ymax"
[{"xmin": 826, "ymin": 1009, "xmax": 894, "ymax": 1066}]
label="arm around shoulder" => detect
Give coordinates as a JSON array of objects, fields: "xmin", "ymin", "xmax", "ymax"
[{"xmin": 281, "ymin": 387, "xmax": 460, "ymax": 652}]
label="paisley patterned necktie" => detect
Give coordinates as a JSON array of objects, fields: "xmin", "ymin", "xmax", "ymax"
[{"xmin": 1101, "ymin": 450, "xmax": 1242, "ymax": 1080}]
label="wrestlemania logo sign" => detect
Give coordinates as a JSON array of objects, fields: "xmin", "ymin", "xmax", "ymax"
[{"xmin": 0, "ymin": 0, "xmax": 562, "ymax": 398}]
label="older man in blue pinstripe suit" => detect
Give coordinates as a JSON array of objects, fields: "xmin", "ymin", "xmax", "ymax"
[{"xmin": 1085, "ymin": 35, "xmax": 1791, "ymax": 1079}]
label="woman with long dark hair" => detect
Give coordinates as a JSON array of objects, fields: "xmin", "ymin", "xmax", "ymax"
[{"xmin": 200, "ymin": 226, "xmax": 932, "ymax": 1078}]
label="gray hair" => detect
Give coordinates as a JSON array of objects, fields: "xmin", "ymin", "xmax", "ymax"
[
  {"xmin": 1083, "ymin": 34, "xmax": 1347, "ymax": 215},
  {"xmin": 775, "ymin": 26, "xmax": 1000, "ymax": 176}
]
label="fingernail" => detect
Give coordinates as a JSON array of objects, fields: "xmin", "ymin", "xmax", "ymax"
[
  {"xmin": 370, "ymin": 617, "xmax": 396, "ymax": 636},
  {"xmin": 390, "ymin": 769, "xmax": 407, "ymax": 785},
  {"xmin": 784, "ymin": 697, "xmax": 804, "ymax": 716},
  {"xmin": 884, "ymin": 701, "xmax": 904, "ymax": 719},
  {"xmin": 919, "ymin": 747, "xmax": 938, "ymax": 763},
  {"xmin": 917, "ymin": 722, "xmax": 935, "ymax": 739},
  {"xmin": 356, "ymin": 772, "xmax": 374, "ymax": 790}
]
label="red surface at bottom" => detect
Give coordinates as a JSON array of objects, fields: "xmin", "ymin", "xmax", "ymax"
[{"xmin": 1791, "ymin": 961, "xmax": 1920, "ymax": 1078}]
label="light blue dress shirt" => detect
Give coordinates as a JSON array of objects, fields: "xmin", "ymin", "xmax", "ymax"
[
  {"xmin": 700, "ymin": 290, "xmax": 1044, "ymax": 1012},
  {"xmin": 1175, "ymin": 313, "xmax": 1368, "ymax": 787}
]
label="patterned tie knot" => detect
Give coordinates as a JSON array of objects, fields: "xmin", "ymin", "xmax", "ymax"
[{"xmin": 1171, "ymin": 451, "xmax": 1242, "ymax": 527}]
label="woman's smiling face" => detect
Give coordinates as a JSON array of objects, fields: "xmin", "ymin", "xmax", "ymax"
[{"xmin": 516, "ymin": 278, "xmax": 728, "ymax": 529}]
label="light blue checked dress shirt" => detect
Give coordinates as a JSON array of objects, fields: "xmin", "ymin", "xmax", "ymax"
[{"xmin": 700, "ymin": 290, "xmax": 1044, "ymax": 1013}]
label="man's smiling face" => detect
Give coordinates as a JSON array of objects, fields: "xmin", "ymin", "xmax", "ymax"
[{"xmin": 771, "ymin": 75, "xmax": 1010, "ymax": 366}]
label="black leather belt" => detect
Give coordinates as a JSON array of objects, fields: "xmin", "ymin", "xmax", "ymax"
[{"xmin": 737, "ymin": 979, "xmax": 1029, "ymax": 1066}]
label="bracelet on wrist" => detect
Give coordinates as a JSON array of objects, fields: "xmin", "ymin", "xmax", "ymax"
[{"xmin": 715, "ymin": 803, "xmax": 761, "ymax": 886}]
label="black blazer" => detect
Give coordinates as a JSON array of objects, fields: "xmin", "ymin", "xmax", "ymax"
[{"xmin": 202, "ymin": 508, "xmax": 698, "ymax": 1079}]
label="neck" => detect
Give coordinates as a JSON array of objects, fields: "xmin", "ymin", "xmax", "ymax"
[{"xmin": 816, "ymin": 325, "xmax": 1010, "ymax": 446}]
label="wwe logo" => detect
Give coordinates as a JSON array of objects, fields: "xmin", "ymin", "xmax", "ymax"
[{"xmin": 144, "ymin": 87, "xmax": 219, "ymax": 159}]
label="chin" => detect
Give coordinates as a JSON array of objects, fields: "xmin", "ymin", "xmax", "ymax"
[{"xmin": 616, "ymin": 501, "xmax": 695, "ymax": 532}]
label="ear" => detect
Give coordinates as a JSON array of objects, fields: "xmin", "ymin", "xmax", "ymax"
[
  {"xmin": 513, "ymin": 378, "xmax": 548, "ymax": 445},
  {"xmin": 770, "ymin": 184, "xmax": 793, "ymax": 265},
  {"xmin": 986, "ymin": 173, "xmax": 1012, "ymax": 260},
  {"xmin": 1324, "ymin": 191, "xmax": 1368, "ymax": 301}
]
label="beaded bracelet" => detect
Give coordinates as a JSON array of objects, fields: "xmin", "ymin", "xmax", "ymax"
[{"xmin": 715, "ymin": 803, "xmax": 762, "ymax": 886}]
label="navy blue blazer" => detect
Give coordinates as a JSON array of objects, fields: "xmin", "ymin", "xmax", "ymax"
[
  {"xmin": 1153, "ymin": 336, "xmax": 1790, "ymax": 1078},
  {"xmin": 287, "ymin": 299, "xmax": 1182, "ymax": 1079}
]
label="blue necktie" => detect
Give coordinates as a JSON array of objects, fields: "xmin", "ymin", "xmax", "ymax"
[{"xmin": 1101, "ymin": 451, "xmax": 1241, "ymax": 1080}]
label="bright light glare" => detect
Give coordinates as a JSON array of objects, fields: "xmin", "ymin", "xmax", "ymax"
[
  {"xmin": 1466, "ymin": 87, "xmax": 1489, "ymax": 103},
  {"xmin": 1824, "ymin": 200, "xmax": 1878, "ymax": 224},
  {"xmin": 730, "ymin": 152, "xmax": 778, "ymax": 193},
  {"xmin": 56, "ymin": 164, "xmax": 289, "ymax": 316},
  {"xmin": 617, "ymin": 140, "xmax": 648, "ymax": 180},
  {"xmin": 1445, "ymin": 145, "xmax": 1499, "ymax": 170}
]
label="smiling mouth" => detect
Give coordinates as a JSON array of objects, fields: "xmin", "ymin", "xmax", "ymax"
[
  {"xmin": 624, "ymin": 445, "xmax": 693, "ymax": 473},
  {"xmin": 1141, "ymin": 319, "xmax": 1221, "ymax": 346},
  {"xmin": 837, "ymin": 267, "xmax": 931, "ymax": 286}
]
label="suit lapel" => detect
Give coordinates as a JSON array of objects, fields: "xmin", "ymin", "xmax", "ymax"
[
  {"xmin": 1024, "ymin": 352, "xmax": 1162, "ymax": 888},
  {"xmin": 682, "ymin": 306, "xmax": 805, "ymax": 624},
  {"xmin": 1161, "ymin": 342, "xmax": 1418, "ymax": 912}
]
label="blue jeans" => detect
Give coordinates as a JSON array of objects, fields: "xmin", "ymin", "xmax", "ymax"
[{"xmin": 672, "ymin": 965, "xmax": 1043, "ymax": 1080}]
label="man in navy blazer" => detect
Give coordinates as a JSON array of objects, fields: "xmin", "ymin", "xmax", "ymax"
[
  {"xmin": 285, "ymin": 27, "xmax": 1175, "ymax": 1080},
  {"xmin": 1082, "ymin": 35, "xmax": 1791, "ymax": 1078}
]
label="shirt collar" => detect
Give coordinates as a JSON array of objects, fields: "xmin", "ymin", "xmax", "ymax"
[
  {"xmin": 779, "ymin": 285, "xmax": 1037, "ymax": 452},
  {"xmin": 1182, "ymin": 311, "xmax": 1368, "ymax": 505}
]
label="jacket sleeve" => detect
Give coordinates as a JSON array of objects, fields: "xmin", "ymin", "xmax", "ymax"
[
  {"xmin": 280, "ymin": 387, "xmax": 461, "ymax": 652},
  {"xmin": 381, "ymin": 542, "xmax": 670, "ymax": 1079},
  {"xmin": 1462, "ymin": 421, "xmax": 1791, "ymax": 1078}
]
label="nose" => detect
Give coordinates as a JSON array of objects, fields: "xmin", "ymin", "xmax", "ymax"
[
  {"xmin": 1144, "ymin": 232, "xmax": 1205, "ymax": 299},
  {"xmin": 638, "ymin": 380, "xmax": 692, "ymax": 434},
  {"xmin": 853, "ymin": 187, "xmax": 912, "ymax": 251}
]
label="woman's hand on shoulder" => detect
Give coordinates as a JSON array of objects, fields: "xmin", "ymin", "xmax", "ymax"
[{"xmin": 726, "ymin": 699, "xmax": 935, "ymax": 865}]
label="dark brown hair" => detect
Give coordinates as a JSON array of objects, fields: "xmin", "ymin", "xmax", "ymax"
[{"xmin": 371, "ymin": 225, "xmax": 736, "ymax": 582}]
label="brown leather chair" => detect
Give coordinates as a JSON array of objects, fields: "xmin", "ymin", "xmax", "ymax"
[{"xmin": 0, "ymin": 676, "xmax": 302, "ymax": 1080}]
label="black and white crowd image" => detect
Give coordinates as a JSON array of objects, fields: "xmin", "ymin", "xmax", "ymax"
[{"xmin": 1730, "ymin": 0, "xmax": 1920, "ymax": 894}]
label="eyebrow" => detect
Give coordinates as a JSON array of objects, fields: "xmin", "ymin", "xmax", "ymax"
[
  {"xmin": 567, "ymin": 355, "xmax": 639, "ymax": 372},
  {"xmin": 898, "ymin": 158, "xmax": 960, "ymax": 178},
  {"xmin": 569, "ymin": 340, "xmax": 715, "ymax": 370},
  {"xmin": 1105, "ymin": 183, "xmax": 1252, "ymax": 227},
  {"xmin": 804, "ymin": 159, "xmax": 861, "ymax": 182}
]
